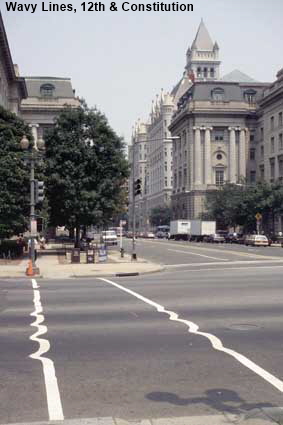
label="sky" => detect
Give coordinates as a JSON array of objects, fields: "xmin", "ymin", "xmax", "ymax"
[{"xmin": 2, "ymin": 0, "xmax": 283, "ymax": 144}]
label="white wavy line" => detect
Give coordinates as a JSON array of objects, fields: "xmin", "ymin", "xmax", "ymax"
[
  {"xmin": 29, "ymin": 279, "xmax": 64, "ymax": 420},
  {"xmin": 100, "ymin": 278, "xmax": 283, "ymax": 393}
]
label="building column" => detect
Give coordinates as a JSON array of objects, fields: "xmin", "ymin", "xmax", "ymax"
[
  {"xmin": 239, "ymin": 128, "xmax": 246, "ymax": 179},
  {"xmin": 204, "ymin": 127, "xmax": 212, "ymax": 185},
  {"xmin": 229, "ymin": 127, "xmax": 236, "ymax": 183},
  {"xmin": 193, "ymin": 127, "xmax": 201, "ymax": 185}
]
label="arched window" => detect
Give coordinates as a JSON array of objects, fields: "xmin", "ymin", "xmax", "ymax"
[
  {"xmin": 211, "ymin": 87, "xmax": 225, "ymax": 101},
  {"xmin": 40, "ymin": 84, "xmax": 55, "ymax": 97},
  {"xmin": 244, "ymin": 89, "xmax": 257, "ymax": 104}
]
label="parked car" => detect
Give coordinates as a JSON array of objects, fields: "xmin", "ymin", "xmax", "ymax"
[
  {"xmin": 144, "ymin": 231, "xmax": 155, "ymax": 239},
  {"xmin": 101, "ymin": 230, "xmax": 118, "ymax": 246},
  {"xmin": 205, "ymin": 233, "xmax": 225, "ymax": 243},
  {"xmin": 225, "ymin": 233, "xmax": 242, "ymax": 243},
  {"xmin": 245, "ymin": 234, "xmax": 269, "ymax": 247}
]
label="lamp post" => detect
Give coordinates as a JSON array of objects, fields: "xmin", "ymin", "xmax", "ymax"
[{"xmin": 20, "ymin": 130, "xmax": 45, "ymax": 276}]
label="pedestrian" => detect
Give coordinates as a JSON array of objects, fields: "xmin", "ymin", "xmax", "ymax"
[
  {"xmin": 28, "ymin": 238, "xmax": 39, "ymax": 261},
  {"xmin": 39, "ymin": 235, "xmax": 46, "ymax": 249}
]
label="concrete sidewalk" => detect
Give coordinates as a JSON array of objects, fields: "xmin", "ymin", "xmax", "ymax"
[{"xmin": 0, "ymin": 248, "xmax": 163, "ymax": 279}]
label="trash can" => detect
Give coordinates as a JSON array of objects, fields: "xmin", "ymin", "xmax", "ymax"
[
  {"xmin": 71, "ymin": 248, "xmax": 80, "ymax": 263},
  {"xmin": 86, "ymin": 249, "xmax": 95, "ymax": 263}
]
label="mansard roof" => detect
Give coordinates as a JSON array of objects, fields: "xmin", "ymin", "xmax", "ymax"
[
  {"xmin": 222, "ymin": 69, "xmax": 257, "ymax": 83},
  {"xmin": 176, "ymin": 81, "xmax": 270, "ymax": 111},
  {"xmin": 24, "ymin": 76, "xmax": 76, "ymax": 98},
  {"xmin": 191, "ymin": 19, "xmax": 214, "ymax": 51}
]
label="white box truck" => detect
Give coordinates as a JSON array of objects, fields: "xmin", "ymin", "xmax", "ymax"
[
  {"xmin": 170, "ymin": 220, "xmax": 191, "ymax": 240},
  {"xmin": 190, "ymin": 220, "xmax": 216, "ymax": 241}
]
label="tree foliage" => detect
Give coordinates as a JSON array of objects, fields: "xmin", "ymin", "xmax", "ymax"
[
  {"xmin": 45, "ymin": 104, "xmax": 129, "ymax": 244},
  {"xmin": 0, "ymin": 107, "xmax": 31, "ymax": 239},
  {"xmin": 149, "ymin": 205, "xmax": 171, "ymax": 227},
  {"xmin": 204, "ymin": 182, "xmax": 283, "ymax": 233}
]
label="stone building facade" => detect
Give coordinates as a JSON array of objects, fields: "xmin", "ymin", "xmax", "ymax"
[
  {"xmin": 0, "ymin": 13, "xmax": 27, "ymax": 114},
  {"xmin": 20, "ymin": 76, "xmax": 80, "ymax": 137},
  {"xmin": 128, "ymin": 122, "xmax": 148, "ymax": 231},
  {"xmin": 169, "ymin": 81, "xmax": 268, "ymax": 219},
  {"xmin": 146, "ymin": 91, "xmax": 174, "ymax": 212}
]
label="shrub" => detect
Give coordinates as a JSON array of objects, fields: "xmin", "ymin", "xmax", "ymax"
[{"xmin": 0, "ymin": 240, "xmax": 24, "ymax": 259}]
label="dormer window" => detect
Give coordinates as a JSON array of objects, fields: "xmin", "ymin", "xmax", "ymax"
[
  {"xmin": 244, "ymin": 89, "xmax": 256, "ymax": 104},
  {"xmin": 40, "ymin": 84, "xmax": 55, "ymax": 97},
  {"xmin": 211, "ymin": 87, "xmax": 225, "ymax": 101}
]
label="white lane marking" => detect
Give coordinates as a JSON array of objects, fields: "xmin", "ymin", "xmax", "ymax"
[
  {"xmin": 141, "ymin": 239, "xmax": 283, "ymax": 260},
  {"xmin": 168, "ymin": 248, "xmax": 228, "ymax": 261},
  {"xmin": 99, "ymin": 277, "xmax": 283, "ymax": 393},
  {"xmin": 166, "ymin": 259, "xmax": 283, "ymax": 268},
  {"xmin": 30, "ymin": 279, "xmax": 64, "ymax": 421},
  {"xmin": 165, "ymin": 265, "xmax": 283, "ymax": 274}
]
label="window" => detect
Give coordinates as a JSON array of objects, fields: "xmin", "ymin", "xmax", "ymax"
[
  {"xmin": 259, "ymin": 165, "xmax": 265, "ymax": 181},
  {"xmin": 270, "ymin": 159, "xmax": 275, "ymax": 181},
  {"xmin": 250, "ymin": 148, "xmax": 256, "ymax": 160},
  {"xmin": 212, "ymin": 88, "xmax": 225, "ymax": 101},
  {"xmin": 250, "ymin": 170, "xmax": 256, "ymax": 184},
  {"xmin": 260, "ymin": 127, "xmax": 264, "ymax": 141},
  {"xmin": 215, "ymin": 169, "xmax": 224, "ymax": 186},
  {"xmin": 250, "ymin": 134, "xmax": 255, "ymax": 142},
  {"xmin": 271, "ymin": 116, "xmax": 274, "ymax": 131},
  {"xmin": 214, "ymin": 129, "xmax": 224, "ymax": 141},
  {"xmin": 197, "ymin": 67, "xmax": 202, "ymax": 78},
  {"xmin": 279, "ymin": 134, "xmax": 283, "ymax": 150},
  {"xmin": 271, "ymin": 137, "xmax": 275, "ymax": 153},
  {"xmin": 244, "ymin": 89, "xmax": 256, "ymax": 104},
  {"xmin": 40, "ymin": 84, "xmax": 55, "ymax": 97},
  {"xmin": 210, "ymin": 68, "xmax": 215, "ymax": 78},
  {"xmin": 279, "ymin": 159, "xmax": 283, "ymax": 177},
  {"xmin": 216, "ymin": 153, "xmax": 223, "ymax": 160},
  {"xmin": 203, "ymin": 67, "xmax": 208, "ymax": 78},
  {"xmin": 279, "ymin": 112, "xmax": 283, "ymax": 127}
]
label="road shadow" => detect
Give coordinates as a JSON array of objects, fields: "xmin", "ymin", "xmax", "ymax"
[{"xmin": 146, "ymin": 388, "xmax": 275, "ymax": 416}]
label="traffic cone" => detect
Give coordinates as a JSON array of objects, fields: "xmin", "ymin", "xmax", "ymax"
[{"xmin": 26, "ymin": 260, "xmax": 34, "ymax": 276}]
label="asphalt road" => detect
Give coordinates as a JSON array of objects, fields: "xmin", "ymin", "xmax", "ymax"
[{"xmin": 1, "ymin": 241, "xmax": 283, "ymax": 424}]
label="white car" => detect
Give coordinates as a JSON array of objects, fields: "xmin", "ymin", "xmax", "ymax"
[
  {"xmin": 245, "ymin": 235, "xmax": 269, "ymax": 246},
  {"xmin": 101, "ymin": 230, "xmax": 118, "ymax": 246}
]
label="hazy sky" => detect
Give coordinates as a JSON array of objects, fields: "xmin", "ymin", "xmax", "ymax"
[{"xmin": 2, "ymin": 0, "xmax": 283, "ymax": 143}]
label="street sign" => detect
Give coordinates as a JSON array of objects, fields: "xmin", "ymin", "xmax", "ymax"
[{"xmin": 255, "ymin": 213, "xmax": 262, "ymax": 221}]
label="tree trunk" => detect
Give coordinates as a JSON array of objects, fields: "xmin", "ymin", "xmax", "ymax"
[
  {"xmin": 69, "ymin": 227, "xmax": 74, "ymax": 239},
  {"xmin": 75, "ymin": 225, "xmax": 80, "ymax": 248}
]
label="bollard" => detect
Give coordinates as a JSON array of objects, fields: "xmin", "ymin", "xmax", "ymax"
[{"xmin": 120, "ymin": 247, "xmax": 124, "ymax": 258}]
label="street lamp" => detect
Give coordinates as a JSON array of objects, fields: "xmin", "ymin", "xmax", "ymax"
[{"xmin": 20, "ymin": 130, "xmax": 45, "ymax": 276}]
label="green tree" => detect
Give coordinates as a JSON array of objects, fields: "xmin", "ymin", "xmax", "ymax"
[
  {"xmin": 45, "ymin": 104, "xmax": 129, "ymax": 246},
  {"xmin": 149, "ymin": 205, "xmax": 171, "ymax": 227},
  {"xmin": 0, "ymin": 107, "xmax": 31, "ymax": 239},
  {"xmin": 205, "ymin": 182, "xmax": 283, "ymax": 233}
]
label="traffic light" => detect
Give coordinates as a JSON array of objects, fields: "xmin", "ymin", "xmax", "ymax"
[
  {"xmin": 134, "ymin": 179, "xmax": 142, "ymax": 197},
  {"xmin": 35, "ymin": 180, "xmax": 45, "ymax": 204}
]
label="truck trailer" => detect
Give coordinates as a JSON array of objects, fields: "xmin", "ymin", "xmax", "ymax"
[
  {"xmin": 190, "ymin": 220, "xmax": 216, "ymax": 241},
  {"xmin": 170, "ymin": 220, "xmax": 191, "ymax": 240}
]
